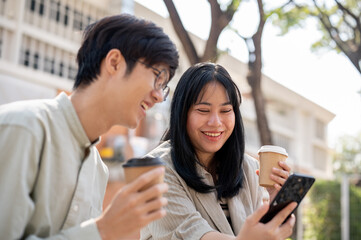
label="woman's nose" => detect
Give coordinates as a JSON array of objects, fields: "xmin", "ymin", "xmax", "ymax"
[{"xmin": 208, "ymin": 113, "xmax": 221, "ymax": 126}]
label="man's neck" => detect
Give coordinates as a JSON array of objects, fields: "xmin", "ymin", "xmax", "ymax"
[{"xmin": 69, "ymin": 87, "xmax": 111, "ymax": 142}]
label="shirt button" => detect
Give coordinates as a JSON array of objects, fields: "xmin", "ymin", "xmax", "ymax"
[{"xmin": 73, "ymin": 205, "xmax": 79, "ymax": 212}]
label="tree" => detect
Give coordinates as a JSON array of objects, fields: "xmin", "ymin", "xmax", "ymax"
[
  {"xmin": 233, "ymin": 0, "xmax": 273, "ymax": 145},
  {"xmin": 163, "ymin": 0, "xmax": 274, "ymax": 145},
  {"xmin": 271, "ymin": 0, "xmax": 361, "ymax": 74},
  {"xmin": 333, "ymin": 132, "xmax": 361, "ymax": 175},
  {"xmin": 163, "ymin": 0, "xmax": 241, "ymax": 64},
  {"xmin": 304, "ymin": 180, "xmax": 361, "ymax": 239}
]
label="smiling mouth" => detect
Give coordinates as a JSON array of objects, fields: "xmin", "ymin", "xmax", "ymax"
[
  {"xmin": 203, "ymin": 132, "xmax": 222, "ymax": 137},
  {"xmin": 141, "ymin": 101, "xmax": 149, "ymax": 111}
]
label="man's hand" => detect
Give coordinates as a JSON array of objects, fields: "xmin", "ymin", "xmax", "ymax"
[{"xmin": 96, "ymin": 167, "xmax": 168, "ymax": 240}]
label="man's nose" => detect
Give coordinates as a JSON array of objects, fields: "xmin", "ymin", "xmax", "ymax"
[{"xmin": 152, "ymin": 89, "xmax": 164, "ymax": 103}]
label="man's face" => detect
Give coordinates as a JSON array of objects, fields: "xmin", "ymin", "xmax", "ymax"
[{"xmin": 112, "ymin": 60, "xmax": 170, "ymax": 129}]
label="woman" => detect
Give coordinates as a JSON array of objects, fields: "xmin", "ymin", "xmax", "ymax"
[{"xmin": 141, "ymin": 63, "xmax": 296, "ymax": 239}]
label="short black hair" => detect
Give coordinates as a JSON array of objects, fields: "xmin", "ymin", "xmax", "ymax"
[
  {"xmin": 74, "ymin": 14, "xmax": 179, "ymax": 89},
  {"xmin": 162, "ymin": 62, "xmax": 245, "ymax": 199}
]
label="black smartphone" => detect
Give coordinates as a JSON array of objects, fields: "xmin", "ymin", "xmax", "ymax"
[{"xmin": 259, "ymin": 173, "xmax": 315, "ymax": 224}]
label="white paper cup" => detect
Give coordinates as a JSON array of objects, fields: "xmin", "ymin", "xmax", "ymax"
[{"xmin": 258, "ymin": 145, "xmax": 288, "ymax": 187}]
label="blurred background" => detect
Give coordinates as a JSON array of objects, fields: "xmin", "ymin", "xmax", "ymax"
[{"xmin": 0, "ymin": 0, "xmax": 360, "ymax": 239}]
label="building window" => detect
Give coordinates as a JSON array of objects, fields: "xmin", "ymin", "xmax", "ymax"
[
  {"xmin": 87, "ymin": 15, "xmax": 94, "ymax": 26},
  {"xmin": 56, "ymin": 1, "xmax": 61, "ymax": 22},
  {"xmin": 44, "ymin": 57, "xmax": 57, "ymax": 75},
  {"xmin": 23, "ymin": 50, "xmax": 30, "ymax": 66},
  {"xmin": 30, "ymin": 0, "xmax": 36, "ymax": 12},
  {"xmin": 49, "ymin": 0, "xmax": 59, "ymax": 22},
  {"xmin": 313, "ymin": 146, "xmax": 327, "ymax": 171},
  {"xmin": 50, "ymin": 59, "xmax": 55, "ymax": 74},
  {"xmin": 33, "ymin": 53, "xmax": 39, "ymax": 69},
  {"xmin": 68, "ymin": 65, "xmax": 77, "ymax": 80},
  {"xmin": 29, "ymin": 0, "xmax": 44, "ymax": 16},
  {"xmin": 73, "ymin": 10, "xmax": 83, "ymax": 30},
  {"xmin": 315, "ymin": 119, "xmax": 325, "ymax": 140},
  {"xmin": 59, "ymin": 62, "xmax": 64, "ymax": 77},
  {"xmin": 44, "ymin": 57, "xmax": 53, "ymax": 73},
  {"xmin": 64, "ymin": 5, "xmax": 69, "ymax": 26},
  {"xmin": 39, "ymin": 0, "xmax": 44, "ymax": 15}
]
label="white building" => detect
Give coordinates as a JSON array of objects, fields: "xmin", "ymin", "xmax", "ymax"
[{"xmin": 0, "ymin": 0, "xmax": 335, "ymax": 180}]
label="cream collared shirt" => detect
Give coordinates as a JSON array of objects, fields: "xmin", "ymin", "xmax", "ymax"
[{"xmin": 0, "ymin": 92, "xmax": 108, "ymax": 239}]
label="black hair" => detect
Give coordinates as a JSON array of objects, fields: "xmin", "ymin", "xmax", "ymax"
[
  {"xmin": 162, "ymin": 62, "xmax": 245, "ymax": 199},
  {"xmin": 74, "ymin": 14, "xmax": 179, "ymax": 89}
]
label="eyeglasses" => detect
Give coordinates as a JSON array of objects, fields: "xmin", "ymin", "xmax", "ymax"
[{"xmin": 137, "ymin": 60, "xmax": 170, "ymax": 101}]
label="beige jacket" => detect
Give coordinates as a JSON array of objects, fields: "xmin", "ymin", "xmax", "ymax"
[{"xmin": 141, "ymin": 141, "xmax": 266, "ymax": 240}]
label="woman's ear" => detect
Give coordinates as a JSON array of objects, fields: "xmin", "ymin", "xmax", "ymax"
[{"xmin": 104, "ymin": 49, "xmax": 126, "ymax": 75}]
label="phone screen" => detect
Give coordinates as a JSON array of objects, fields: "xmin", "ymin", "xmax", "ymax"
[{"xmin": 259, "ymin": 173, "xmax": 315, "ymax": 224}]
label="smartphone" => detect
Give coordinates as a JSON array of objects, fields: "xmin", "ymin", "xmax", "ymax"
[{"xmin": 259, "ymin": 173, "xmax": 315, "ymax": 224}]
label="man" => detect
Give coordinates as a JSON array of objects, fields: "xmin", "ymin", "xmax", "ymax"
[{"xmin": 0, "ymin": 14, "xmax": 179, "ymax": 239}]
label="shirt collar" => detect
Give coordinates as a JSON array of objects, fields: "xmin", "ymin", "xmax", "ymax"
[{"xmin": 56, "ymin": 92, "xmax": 98, "ymax": 149}]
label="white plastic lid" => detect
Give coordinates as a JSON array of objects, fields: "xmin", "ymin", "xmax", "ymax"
[{"xmin": 257, "ymin": 145, "xmax": 288, "ymax": 156}]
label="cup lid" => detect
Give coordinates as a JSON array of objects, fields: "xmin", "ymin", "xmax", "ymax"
[
  {"xmin": 257, "ymin": 145, "xmax": 288, "ymax": 157},
  {"xmin": 123, "ymin": 156, "xmax": 165, "ymax": 168}
]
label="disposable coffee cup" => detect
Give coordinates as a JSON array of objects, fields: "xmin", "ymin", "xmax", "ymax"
[
  {"xmin": 258, "ymin": 145, "xmax": 288, "ymax": 187},
  {"xmin": 122, "ymin": 157, "xmax": 165, "ymax": 192}
]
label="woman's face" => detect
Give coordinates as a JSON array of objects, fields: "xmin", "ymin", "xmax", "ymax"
[{"xmin": 186, "ymin": 81, "xmax": 235, "ymax": 164}]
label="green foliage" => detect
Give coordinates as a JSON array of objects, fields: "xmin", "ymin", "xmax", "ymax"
[
  {"xmin": 268, "ymin": 0, "xmax": 360, "ymax": 53},
  {"xmin": 219, "ymin": 0, "xmax": 242, "ymax": 14},
  {"xmin": 349, "ymin": 183, "xmax": 361, "ymax": 238},
  {"xmin": 333, "ymin": 132, "xmax": 361, "ymax": 175},
  {"xmin": 268, "ymin": 5, "xmax": 310, "ymax": 35},
  {"xmin": 227, "ymin": 0, "xmax": 242, "ymax": 13},
  {"xmin": 304, "ymin": 180, "xmax": 341, "ymax": 240},
  {"xmin": 304, "ymin": 180, "xmax": 361, "ymax": 240}
]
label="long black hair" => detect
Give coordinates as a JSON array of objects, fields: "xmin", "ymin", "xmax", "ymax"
[{"xmin": 162, "ymin": 62, "xmax": 245, "ymax": 199}]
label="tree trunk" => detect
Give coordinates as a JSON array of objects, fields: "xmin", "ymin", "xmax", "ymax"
[
  {"xmin": 246, "ymin": 0, "xmax": 273, "ymax": 146},
  {"xmin": 201, "ymin": 0, "xmax": 232, "ymax": 62},
  {"xmin": 248, "ymin": 72, "xmax": 273, "ymax": 145}
]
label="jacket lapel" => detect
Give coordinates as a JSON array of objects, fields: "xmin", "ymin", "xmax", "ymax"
[
  {"xmin": 228, "ymin": 194, "xmax": 247, "ymax": 235},
  {"xmin": 194, "ymin": 164, "xmax": 234, "ymax": 235},
  {"xmin": 195, "ymin": 191, "xmax": 234, "ymax": 235},
  {"xmin": 228, "ymin": 166, "xmax": 263, "ymax": 235}
]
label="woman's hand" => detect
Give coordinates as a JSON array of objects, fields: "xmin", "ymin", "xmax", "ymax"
[
  {"xmin": 236, "ymin": 202, "xmax": 297, "ymax": 240},
  {"xmin": 256, "ymin": 161, "xmax": 291, "ymax": 202}
]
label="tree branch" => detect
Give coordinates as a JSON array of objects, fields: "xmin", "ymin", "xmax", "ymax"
[
  {"xmin": 202, "ymin": 0, "xmax": 239, "ymax": 62},
  {"xmin": 312, "ymin": 0, "xmax": 350, "ymax": 53},
  {"xmin": 334, "ymin": 0, "xmax": 361, "ymax": 37},
  {"xmin": 163, "ymin": 0, "xmax": 199, "ymax": 64}
]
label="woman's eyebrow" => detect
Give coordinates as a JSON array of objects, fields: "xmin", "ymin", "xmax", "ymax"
[
  {"xmin": 194, "ymin": 101, "xmax": 232, "ymax": 106},
  {"xmin": 221, "ymin": 102, "xmax": 232, "ymax": 106},
  {"xmin": 195, "ymin": 102, "xmax": 211, "ymax": 106}
]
